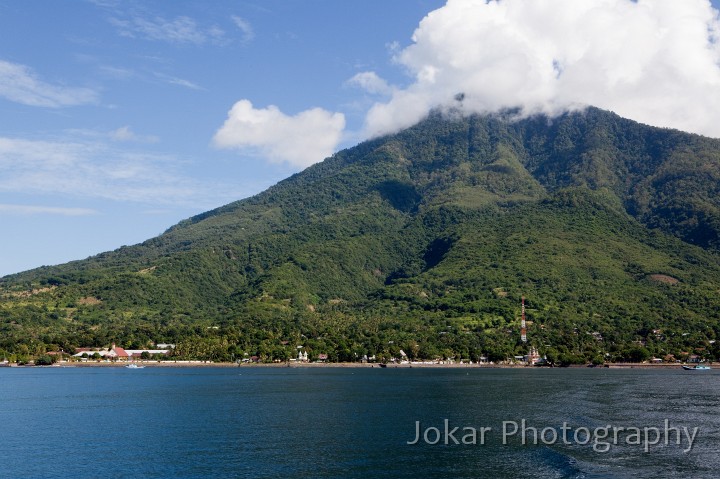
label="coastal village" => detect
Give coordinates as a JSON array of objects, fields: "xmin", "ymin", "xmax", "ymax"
[
  {"xmin": 0, "ymin": 337, "xmax": 708, "ymax": 368},
  {"xmin": 0, "ymin": 301, "xmax": 709, "ymax": 368}
]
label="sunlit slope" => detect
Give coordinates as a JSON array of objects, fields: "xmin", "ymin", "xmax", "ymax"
[{"xmin": 2, "ymin": 107, "xmax": 720, "ymax": 360}]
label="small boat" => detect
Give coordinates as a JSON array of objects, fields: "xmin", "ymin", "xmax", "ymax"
[
  {"xmin": 682, "ymin": 364, "xmax": 711, "ymax": 370},
  {"xmin": 125, "ymin": 363, "xmax": 145, "ymax": 369}
]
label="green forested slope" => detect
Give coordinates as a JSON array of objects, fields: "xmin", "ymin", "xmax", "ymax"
[{"xmin": 2, "ymin": 107, "xmax": 720, "ymax": 364}]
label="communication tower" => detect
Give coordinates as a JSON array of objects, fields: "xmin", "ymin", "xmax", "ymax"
[{"xmin": 521, "ymin": 296, "xmax": 527, "ymax": 343}]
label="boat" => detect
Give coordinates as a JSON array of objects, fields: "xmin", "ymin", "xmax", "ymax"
[
  {"xmin": 125, "ymin": 363, "xmax": 145, "ymax": 369},
  {"xmin": 682, "ymin": 364, "xmax": 711, "ymax": 370}
]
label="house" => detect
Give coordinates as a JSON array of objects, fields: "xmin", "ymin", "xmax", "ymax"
[
  {"xmin": 72, "ymin": 343, "xmax": 130, "ymax": 361},
  {"xmin": 107, "ymin": 344, "xmax": 129, "ymax": 361},
  {"xmin": 125, "ymin": 349, "xmax": 170, "ymax": 360}
]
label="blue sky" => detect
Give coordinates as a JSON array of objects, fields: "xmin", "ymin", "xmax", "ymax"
[{"xmin": 1, "ymin": 0, "xmax": 720, "ymax": 277}]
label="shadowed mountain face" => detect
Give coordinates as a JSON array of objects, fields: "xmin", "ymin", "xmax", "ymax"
[{"xmin": 2, "ymin": 107, "xmax": 720, "ymax": 364}]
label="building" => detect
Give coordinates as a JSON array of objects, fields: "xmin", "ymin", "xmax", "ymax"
[
  {"xmin": 125, "ymin": 349, "xmax": 171, "ymax": 360},
  {"xmin": 73, "ymin": 344, "xmax": 130, "ymax": 361}
]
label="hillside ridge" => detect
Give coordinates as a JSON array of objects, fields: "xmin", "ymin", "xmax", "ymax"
[{"xmin": 2, "ymin": 107, "xmax": 720, "ymax": 365}]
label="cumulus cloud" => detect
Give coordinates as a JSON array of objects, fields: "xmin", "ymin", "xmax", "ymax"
[
  {"xmin": 362, "ymin": 0, "xmax": 720, "ymax": 138},
  {"xmin": 213, "ymin": 100, "xmax": 346, "ymax": 168},
  {"xmin": 0, "ymin": 60, "xmax": 99, "ymax": 107},
  {"xmin": 346, "ymin": 71, "xmax": 394, "ymax": 96}
]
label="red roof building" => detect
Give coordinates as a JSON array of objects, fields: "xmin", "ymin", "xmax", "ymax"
[{"xmin": 111, "ymin": 344, "xmax": 129, "ymax": 359}]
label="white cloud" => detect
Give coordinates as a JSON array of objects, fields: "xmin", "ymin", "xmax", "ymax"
[
  {"xmin": 0, "ymin": 204, "xmax": 98, "ymax": 216},
  {"xmin": 110, "ymin": 126, "xmax": 159, "ymax": 143},
  {"xmin": 154, "ymin": 72, "xmax": 203, "ymax": 90},
  {"xmin": 98, "ymin": 65, "xmax": 202, "ymax": 90},
  {"xmin": 0, "ymin": 136, "xmax": 239, "ymax": 207},
  {"xmin": 110, "ymin": 15, "xmax": 226, "ymax": 45},
  {"xmin": 0, "ymin": 60, "xmax": 99, "ymax": 107},
  {"xmin": 213, "ymin": 100, "xmax": 346, "ymax": 168},
  {"xmin": 362, "ymin": 0, "xmax": 720, "ymax": 139},
  {"xmin": 110, "ymin": 126, "xmax": 135, "ymax": 141},
  {"xmin": 231, "ymin": 15, "xmax": 255, "ymax": 44},
  {"xmin": 346, "ymin": 71, "xmax": 394, "ymax": 96},
  {"xmin": 64, "ymin": 126, "xmax": 159, "ymax": 144},
  {"xmin": 98, "ymin": 65, "xmax": 136, "ymax": 80}
]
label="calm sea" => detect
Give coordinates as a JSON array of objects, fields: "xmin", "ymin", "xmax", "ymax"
[{"xmin": 1, "ymin": 366, "xmax": 718, "ymax": 478}]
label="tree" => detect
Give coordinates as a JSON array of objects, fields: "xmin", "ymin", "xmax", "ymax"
[
  {"xmin": 622, "ymin": 346, "xmax": 651, "ymax": 363},
  {"xmin": 34, "ymin": 355, "xmax": 55, "ymax": 366}
]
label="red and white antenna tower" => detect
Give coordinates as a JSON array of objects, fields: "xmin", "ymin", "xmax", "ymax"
[{"xmin": 521, "ymin": 296, "xmax": 527, "ymax": 343}]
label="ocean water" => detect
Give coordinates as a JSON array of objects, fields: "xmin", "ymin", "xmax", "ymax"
[{"xmin": 1, "ymin": 366, "xmax": 718, "ymax": 478}]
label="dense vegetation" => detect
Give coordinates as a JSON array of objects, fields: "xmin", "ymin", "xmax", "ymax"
[{"xmin": 2, "ymin": 107, "xmax": 720, "ymax": 365}]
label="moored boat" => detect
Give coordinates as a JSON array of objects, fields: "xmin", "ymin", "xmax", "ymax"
[{"xmin": 682, "ymin": 364, "xmax": 711, "ymax": 370}]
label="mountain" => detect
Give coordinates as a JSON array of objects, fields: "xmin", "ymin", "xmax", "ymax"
[{"xmin": 2, "ymin": 107, "xmax": 720, "ymax": 364}]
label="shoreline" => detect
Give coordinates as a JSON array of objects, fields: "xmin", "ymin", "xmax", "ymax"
[{"xmin": 1, "ymin": 360, "xmax": 707, "ymax": 369}]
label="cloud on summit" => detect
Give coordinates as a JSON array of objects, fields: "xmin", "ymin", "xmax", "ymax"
[
  {"xmin": 357, "ymin": 0, "xmax": 720, "ymax": 139},
  {"xmin": 215, "ymin": 0, "xmax": 720, "ymax": 169}
]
